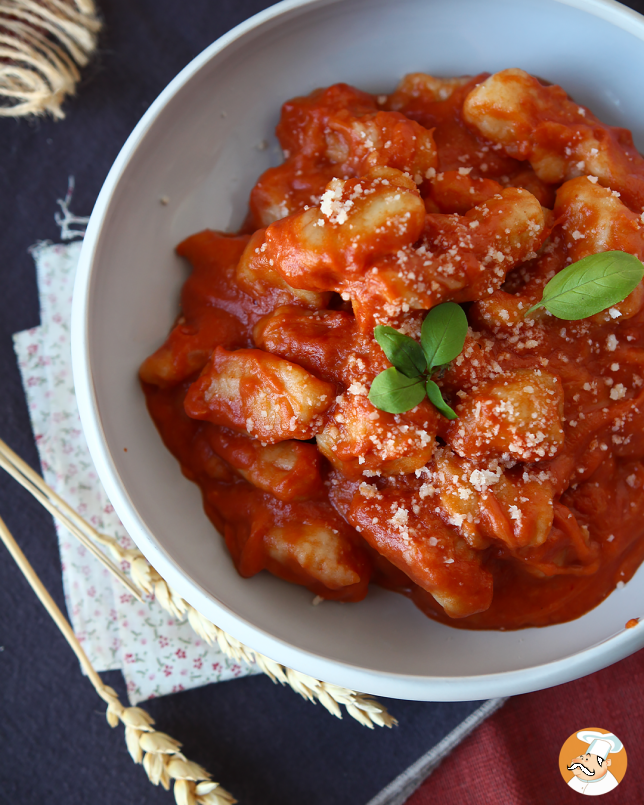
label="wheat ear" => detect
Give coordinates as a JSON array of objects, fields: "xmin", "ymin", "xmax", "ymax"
[
  {"xmin": 126, "ymin": 545, "xmax": 396, "ymax": 729},
  {"xmin": 0, "ymin": 511, "xmax": 237, "ymax": 805},
  {"xmin": 0, "ymin": 438, "xmax": 397, "ymax": 729},
  {"xmin": 0, "ymin": 0, "xmax": 102, "ymax": 119}
]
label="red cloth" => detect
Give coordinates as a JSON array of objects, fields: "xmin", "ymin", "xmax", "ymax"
[{"xmin": 407, "ymin": 648, "xmax": 644, "ymax": 804}]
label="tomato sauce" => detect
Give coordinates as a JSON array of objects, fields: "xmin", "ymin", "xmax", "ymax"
[{"xmin": 141, "ymin": 68, "xmax": 644, "ymax": 629}]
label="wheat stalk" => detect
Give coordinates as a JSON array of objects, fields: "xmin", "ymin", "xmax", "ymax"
[
  {"xmin": 0, "ymin": 0, "xmax": 101, "ymax": 118},
  {"xmin": 0, "ymin": 511, "xmax": 237, "ymax": 805},
  {"xmin": 0, "ymin": 437, "xmax": 397, "ymax": 729},
  {"xmin": 0, "ymin": 445, "xmax": 144, "ymax": 600},
  {"xmin": 123, "ymin": 539, "xmax": 396, "ymax": 728}
]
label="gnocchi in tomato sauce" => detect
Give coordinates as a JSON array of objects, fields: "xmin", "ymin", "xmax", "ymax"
[{"xmin": 140, "ymin": 68, "xmax": 644, "ymax": 628}]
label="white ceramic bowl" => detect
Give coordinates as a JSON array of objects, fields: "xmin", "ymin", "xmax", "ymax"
[{"xmin": 72, "ymin": 0, "xmax": 644, "ymax": 701}]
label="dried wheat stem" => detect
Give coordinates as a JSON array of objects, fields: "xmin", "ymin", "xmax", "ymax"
[
  {"xmin": 0, "ymin": 508, "xmax": 106, "ymax": 688},
  {"xmin": 0, "ymin": 0, "xmax": 101, "ymax": 118},
  {"xmin": 88, "ymin": 522, "xmax": 395, "ymax": 728},
  {"xmin": 142, "ymin": 566, "xmax": 397, "ymax": 729},
  {"xmin": 0, "ymin": 437, "xmax": 397, "ymax": 728},
  {"xmin": 0, "ymin": 511, "xmax": 237, "ymax": 805},
  {"xmin": 0, "ymin": 441, "xmax": 143, "ymax": 599}
]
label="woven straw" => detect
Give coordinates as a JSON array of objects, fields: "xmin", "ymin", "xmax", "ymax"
[{"xmin": 0, "ymin": 0, "xmax": 101, "ymax": 118}]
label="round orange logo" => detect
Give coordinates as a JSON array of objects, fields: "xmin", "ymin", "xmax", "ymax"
[{"xmin": 559, "ymin": 728, "xmax": 627, "ymax": 795}]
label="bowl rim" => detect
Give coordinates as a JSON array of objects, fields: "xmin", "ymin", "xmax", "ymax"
[{"xmin": 72, "ymin": 0, "xmax": 644, "ymax": 701}]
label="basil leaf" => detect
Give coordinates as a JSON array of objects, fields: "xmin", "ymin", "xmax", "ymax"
[
  {"xmin": 373, "ymin": 325, "xmax": 426, "ymax": 378},
  {"xmin": 526, "ymin": 250, "xmax": 644, "ymax": 320},
  {"xmin": 426, "ymin": 379, "xmax": 458, "ymax": 420},
  {"xmin": 421, "ymin": 302, "xmax": 468, "ymax": 370},
  {"xmin": 368, "ymin": 367, "xmax": 427, "ymax": 414}
]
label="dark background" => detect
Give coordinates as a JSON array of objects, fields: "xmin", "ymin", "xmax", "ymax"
[{"xmin": 1, "ymin": 1, "xmax": 644, "ymax": 804}]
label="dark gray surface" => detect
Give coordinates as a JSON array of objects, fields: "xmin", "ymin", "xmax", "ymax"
[{"xmin": 0, "ymin": 2, "xmax": 488, "ymax": 803}]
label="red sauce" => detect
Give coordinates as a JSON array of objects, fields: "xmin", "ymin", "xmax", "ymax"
[{"xmin": 141, "ymin": 68, "xmax": 644, "ymax": 629}]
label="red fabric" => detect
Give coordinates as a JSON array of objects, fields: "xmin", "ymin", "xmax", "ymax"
[{"xmin": 407, "ymin": 648, "xmax": 644, "ymax": 804}]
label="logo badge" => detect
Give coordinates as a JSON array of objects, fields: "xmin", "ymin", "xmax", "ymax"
[{"xmin": 559, "ymin": 728, "xmax": 627, "ymax": 795}]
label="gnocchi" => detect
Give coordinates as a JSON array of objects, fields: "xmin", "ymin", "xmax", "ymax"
[{"xmin": 141, "ymin": 70, "xmax": 644, "ymax": 628}]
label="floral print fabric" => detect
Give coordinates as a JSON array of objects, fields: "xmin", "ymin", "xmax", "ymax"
[{"xmin": 13, "ymin": 241, "xmax": 256, "ymax": 704}]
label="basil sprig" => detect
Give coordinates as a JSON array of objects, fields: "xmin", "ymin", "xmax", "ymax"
[
  {"xmin": 526, "ymin": 250, "xmax": 644, "ymax": 320},
  {"xmin": 368, "ymin": 302, "xmax": 467, "ymax": 417}
]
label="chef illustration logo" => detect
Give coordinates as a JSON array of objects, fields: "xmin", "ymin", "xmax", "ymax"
[{"xmin": 559, "ymin": 728, "xmax": 627, "ymax": 795}]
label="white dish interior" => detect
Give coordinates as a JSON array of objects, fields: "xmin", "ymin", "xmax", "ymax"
[{"xmin": 72, "ymin": 0, "xmax": 644, "ymax": 700}]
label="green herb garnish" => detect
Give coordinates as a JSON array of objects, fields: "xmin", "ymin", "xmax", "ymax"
[
  {"xmin": 368, "ymin": 302, "xmax": 467, "ymax": 416},
  {"xmin": 373, "ymin": 325, "xmax": 427, "ymax": 378},
  {"xmin": 425, "ymin": 378, "xmax": 458, "ymax": 420},
  {"xmin": 525, "ymin": 250, "xmax": 644, "ymax": 320},
  {"xmin": 368, "ymin": 366, "xmax": 428, "ymax": 414},
  {"xmin": 420, "ymin": 300, "xmax": 469, "ymax": 369}
]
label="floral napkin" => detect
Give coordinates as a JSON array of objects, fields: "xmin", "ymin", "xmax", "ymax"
[{"xmin": 13, "ymin": 238, "xmax": 257, "ymax": 704}]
